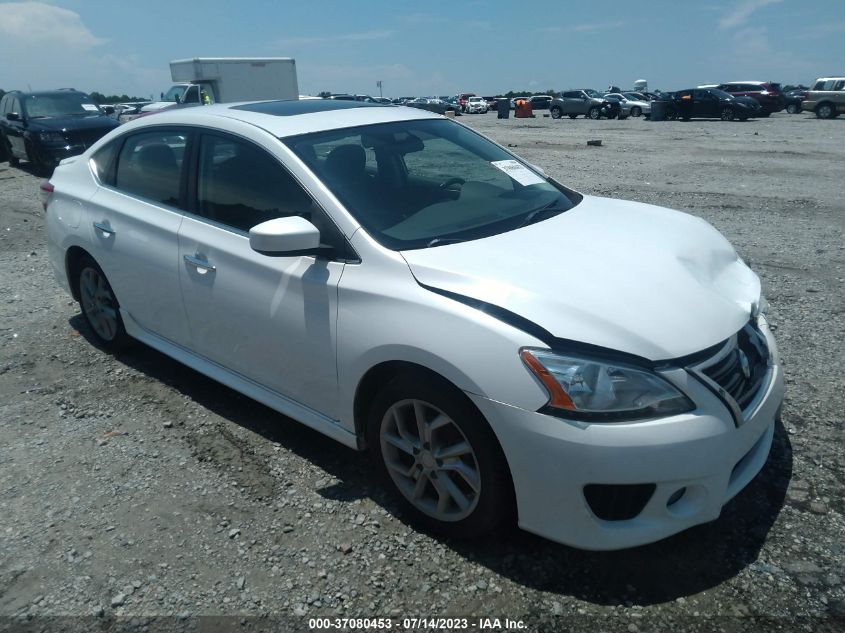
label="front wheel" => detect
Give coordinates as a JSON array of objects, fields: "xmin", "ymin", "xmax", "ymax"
[
  {"xmin": 587, "ymin": 106, "xmax": 601, "ymax": 120},
  {"xmin": 720, "ymin": 106, "xmax": 735, "ymax": 121},
  {"xmin": 550, "ymin": 106, "xmax": 562, "ymax": 119},
  {"xmin": 630, "ymin": 106, "xmax": 642, "ymax": 117},
  {"xmin": 367, "ymin": 373, "xmax": 514, "ymax": 539},
  {"xmin": 25, "ymin": 143, "xmax": 49, "ymax": 176},
  {"xmin": 665, "ymin": 107, "xmax": 678, "ymax": 121},
  {"xmin": 76, "ymin": 256, "xmax": 131, "ymax": 350},
  {"xmin": 786, "ymin": 103, "xmax": 799, "ymax": 114}
]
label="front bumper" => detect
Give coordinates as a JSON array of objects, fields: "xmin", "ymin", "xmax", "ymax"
[
  {"xmin": 34, "ymin": 142, "xmax": 87, "ymax": 167},
  {"xmin": 469, "ymin": 325, "xmax": 785, "ymax": 551}
]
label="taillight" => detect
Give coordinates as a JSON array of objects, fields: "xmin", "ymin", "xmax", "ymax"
[{"xmin": 40, "ymin": 180, "xmax": 54, "ymax": 211}]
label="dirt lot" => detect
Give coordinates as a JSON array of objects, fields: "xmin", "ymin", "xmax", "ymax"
[{"xmin": 1, "ymin": 112, "xmax": 844, "ymax": 632}]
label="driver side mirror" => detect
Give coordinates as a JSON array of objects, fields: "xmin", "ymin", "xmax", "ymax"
[
  {"xmin": 6, "ymin": 112, "xmax": 21, "ymax": 121},
  {"xmin": 249, "ymin": 216, "xmax": 321, "ymax": 256}
]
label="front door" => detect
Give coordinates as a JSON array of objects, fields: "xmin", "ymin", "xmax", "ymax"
[{"xmin": 177, "ymin": 132, "xmax": 344, "ymax": 418}]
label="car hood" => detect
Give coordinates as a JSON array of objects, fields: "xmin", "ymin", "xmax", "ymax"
[
  {"xmin": 27, "ymin": 115, "xmax": 117, "ymax": 132},
  {"xmin": 400, "ymin": 196, "xmax": 760, "ymax": 361}
]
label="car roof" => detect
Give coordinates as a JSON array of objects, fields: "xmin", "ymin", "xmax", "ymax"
[
  {"xmin": 5, "ymin": 89, "xmax": 87, "ymax": 97},
  {"xmin": 126, "ymin": 99, "xmax": 442, "ymax": 138}
]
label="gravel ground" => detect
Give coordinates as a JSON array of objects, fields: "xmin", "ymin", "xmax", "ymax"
[{"xmin": 1, "ymin": 111, "xmax": 843, "ymax": 633}]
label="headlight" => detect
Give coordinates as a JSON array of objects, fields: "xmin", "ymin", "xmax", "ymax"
[
  {"xmin": 520, "ymin": 348, "xmax": 694, "ymax": 421},
  {"xmin": 39, "ymin": 131, "xmax": 66, "ymax": 143}
]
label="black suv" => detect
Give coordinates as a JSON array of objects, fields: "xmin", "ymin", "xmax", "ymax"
[
  {"xmin": 663, "ymin": 88, "xmax": 758, "ymax": 121},
  {"xmin": 0, "ymin": 89, "xmax": 119, "ymax": 174}
]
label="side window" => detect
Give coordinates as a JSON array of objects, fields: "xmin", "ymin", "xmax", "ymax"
[
  {"xmin": 91, "ymin": 140, "xmax": 120, "ymax": 186},
  {"xmin": 834, "ymin": 80, "xmax": 845, "ymax": 91},
  {"xmin": 183, "ymin": 85, "xmax": 200, "ymax": 104},
  {"xmin": 197, "ymin": 134, "xmax": 312, "ymax": 233},
  {"xmin": 115, "ymin": 130, "xmax": 187, "ymax": 207}
]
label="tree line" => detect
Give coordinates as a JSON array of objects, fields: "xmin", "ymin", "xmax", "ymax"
[{"xmin": 0, "ymin": 88, "xmax": 147, "ymax": 103}]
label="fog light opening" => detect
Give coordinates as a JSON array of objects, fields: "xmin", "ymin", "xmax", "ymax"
[{"xmin": 667, "ymin": 487, "xmax": 687, "ymax": 508}]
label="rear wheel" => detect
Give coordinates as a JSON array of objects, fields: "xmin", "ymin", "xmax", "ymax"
[
  {"xmin": 550, "ymin": 106, "xmax": 562, "ymax": 119},
  {"xmin": 75, "ymin": 256, "xmax": 131, "ymax": 350},
  {"xmin": 631, "ymin": 106, "xmax": 642, "ymax": 117},
  {"xmin": 786, "ymin": 103, "xmax": 799, "ymax": 114},
  {"xmin": 720, "ymin": 106, "xmax": 735, "ymax": 121},
  {"xmin": 367, "ymin": 373, "xmax": 514, "ymax": 539},
  {"xmin": 666, "ymin": 107, "xmax": 678, "ymax": 121},
  {"xmin": 816, "ymin": 102, "xmax": 836, "ymax": 119}
]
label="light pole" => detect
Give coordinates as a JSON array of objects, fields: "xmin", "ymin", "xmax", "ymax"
[{"xmin": 377, "ymin": 80, "xmax": 383, "ymax": 98}]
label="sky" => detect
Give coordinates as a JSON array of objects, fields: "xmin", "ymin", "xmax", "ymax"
[{"xmin": 0, "ymin": 0, "xmax": 843, "ymax": 99}]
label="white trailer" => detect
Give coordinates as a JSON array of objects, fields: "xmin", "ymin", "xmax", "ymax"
[{"xmin": 141, "ymin": 57, "xmax": 299, "ymax": 113}]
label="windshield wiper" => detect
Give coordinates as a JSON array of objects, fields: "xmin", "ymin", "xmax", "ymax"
[
  {"xmin": 426, "ymin": 237, "xmax": 467, "ymax": 248},
  {"xmin": 515, "ymin": 201, "xmax": 567, "ymax": 229}
]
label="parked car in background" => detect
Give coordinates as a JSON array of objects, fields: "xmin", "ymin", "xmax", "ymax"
[
  {"xmin": 664, "ymin": 88, "xmax": 756, "ymax": 121},
  {"xmin": 528, "ymin": 95, "xmax": 553, "ymax": 110},
  {"xmin": 549, "ymin": 90, "xmax": 620, "ymax": 119},
  {"xmin": 465, "ymin": 96, "xmax": 488, "ymax": 114},
  {"xmin": 603, "ymin": 93, "xmax": 650, "ymax": 117},
  {"xmin": 802, "ymin": 77, "xmax": 845, "ymax": 119},
  {"xmin": 405, "ymin": 98, "xmax": 460, "ymax": 116},
  {"xmin": 784, "ymin": 90, "xmax": 807, "ymax": 114},
  {"xmin": 482, "ymin": 96, "xmax": 499, "ymax": 111},
  {"xmin": 44, "ymin": 98, "xmax": 783, "ymax": 551},
  {"xmin": 456, "ymin": 93, "xmax": 476, "ymax": 112},
  {"xmin": 717, "ymin": 82, "xmax": 785, "ymax": 116},
  {"xmin": 115, "ymin": 101, "xmax": 153, "ymax": 124},
  {"xmin": 0, "ymin": 89, "xmax": 119, "ymax": 174},
  {"xmin": 510, "ymin": 96, "xmax": 530, "ymax": 110}
]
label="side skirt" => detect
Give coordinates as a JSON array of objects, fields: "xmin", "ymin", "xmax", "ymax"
[{"xmin": 121, "ymin": 310, "xmax": 361, "ymax": 450}]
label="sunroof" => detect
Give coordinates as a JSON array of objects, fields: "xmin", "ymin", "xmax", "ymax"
[{"xmin": 231, "ymin": 99, "xmax": 389, "ymax": 116}]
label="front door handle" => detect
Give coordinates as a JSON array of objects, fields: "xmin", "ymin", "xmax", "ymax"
[
  {"xmin": 93, "ymin": 221, "xmax": 115, "ymax": 236},
  {"xmin": 184, "ymin": 254, "xmax": 216, "ymax": 273}
]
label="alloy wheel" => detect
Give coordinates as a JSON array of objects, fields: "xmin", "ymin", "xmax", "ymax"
[
  {"xmin": 380, "ymin": 399, "xmax": 481, "ymax": 522},
  {"xmin": 80, "ymin": 267, "xmax": 119, "ymax": 341}
]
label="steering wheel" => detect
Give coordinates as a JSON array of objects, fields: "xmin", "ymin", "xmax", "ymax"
[{"xmin": 439, "ymin": 177, "xmax": 466, "ymax": 190}]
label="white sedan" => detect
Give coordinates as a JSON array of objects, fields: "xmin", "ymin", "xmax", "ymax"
[
  {"xmin": 43, "ymin": 99, "xmax": 783, "ymax": 550},
  {"xmin": 605, "ymin": 92, "xmax": 652, "ymax": 117}
]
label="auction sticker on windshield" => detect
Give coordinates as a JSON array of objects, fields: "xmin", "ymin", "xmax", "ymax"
[
  {"xmin": 81, "ymin": 104, "xmax": 100, "ymax": 111},
  {"xmin": 490, "ymin": 160, "xmax": 546, "ymax": 186}
]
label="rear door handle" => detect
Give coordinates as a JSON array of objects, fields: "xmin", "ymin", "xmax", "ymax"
[
  {"xmin": 184, "ymin": 254, "xmax": 216, "ymax": 273},
  {"xmin": 93, "ymin": 221, "xmax": 115, "ymax": 236}
]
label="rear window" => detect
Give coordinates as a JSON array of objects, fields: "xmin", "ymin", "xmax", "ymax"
[{"xmin": 115, "ymin": 131, "xmax": 187, "ymax": 207}]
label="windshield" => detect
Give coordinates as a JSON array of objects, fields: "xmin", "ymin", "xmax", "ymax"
[
  {"xmin": 22, "ymin": 93, "xmax": 101, "ymax": 118},
  {"xmin": 161, "ymin": 85, "xmax": 187, "ymax": 103},
  {"xmin": 284, "ymin": 119, "xmax": 579, "ymax": 251},
  {"xmin": 584, "ymin": 89, "xmax": 600, "ymax": 98}
]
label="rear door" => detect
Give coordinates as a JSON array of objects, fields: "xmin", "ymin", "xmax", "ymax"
[
  {"xmin": 6, "ymin": 97, "xmax": 26, "ymax": 157},
  {"xmin": 177, "ymin": 130, "xmax": 345, "ymax": 417},
  {"xmin": 693, "ymin": 90, "xmax": 719, "ymax": 118},
  {"xmin": 833, "ymin": 79, "xmax": 845, "ymax": 112},
  {"xmin": 87, "ymin": 128, "xmax": 191, "ymax": 345}
]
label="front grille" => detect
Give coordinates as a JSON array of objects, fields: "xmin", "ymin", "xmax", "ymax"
[
  {"xmin": 698, "ymin": 322, "xmax": 769, "ymax": 413},
  {"xmin": 65, "ymin": 127, "xmax": 111, "ymax": 149}
]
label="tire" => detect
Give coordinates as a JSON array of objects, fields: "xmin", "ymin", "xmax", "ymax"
[
  {"xmin": 25, "ymin": 142, "xmax": 49, "ymax": 176},
  {"xmin": 550, "ymin": 106, "xmax": 562, "ymax": 119},
  {"xmin": 816, "ymin": 102, "xmax": 835, "ymax": 119},
  {"xmin": 587, "ymin": 106, "xmax": 601, "ymax": 120},
  {"xmin": 366, "ymin": 372, "xmax": 514, "ymax": 540},
  {"xmin": 568, "ymin": 114, "xmax": 577, "ymax": 119},
  {"xmin": 666, "ymin": 107, "xmax": 678, "ymax": 121},
  {"xmin": 631, "ymin": 106, "xmax": 642, "ymax": 117},
  {"xmin": 720, "ymin": 106, "xmax": 735, "ymax": 121},
  {"xmin": 786, "ymin": 103, "xmax": 799, "ymax": 114},
  {"xmin": 75, "ymin": 255, "xmax": 131, "ymax": 351}
]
